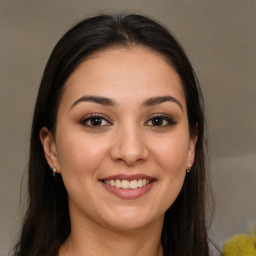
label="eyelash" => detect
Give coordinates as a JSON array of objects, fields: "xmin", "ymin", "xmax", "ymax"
[
  {"xmin": 80, "ymin": 114, "xmax": 112, "ymax": 127},
  {"xmin": 144, "ymin": 114, "xmax": 177, "ymax": 127},
  {"xmin": 80, "ymin": 114, "xmax": 177, "ymax": 128}
]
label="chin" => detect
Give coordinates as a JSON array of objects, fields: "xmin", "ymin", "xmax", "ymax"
[{"xmin": 101, "ymin": 208, "xmax": 163, "ymax": 232}]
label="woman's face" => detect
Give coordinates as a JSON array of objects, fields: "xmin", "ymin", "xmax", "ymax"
[{"xmin": 41, "ymin": 46, "xmax": 197, "ymax": 231}]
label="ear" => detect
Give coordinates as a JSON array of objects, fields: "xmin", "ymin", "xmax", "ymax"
[
  {"xmin": 39, "ymin": 127, "xmax": 60, "ymax": 173},
  {"xmin": 187, "ymin": 124, "xmax": 198, "ymax": 167}
]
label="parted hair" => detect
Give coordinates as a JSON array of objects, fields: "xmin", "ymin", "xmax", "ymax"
[{"xmin": 14, "ymin": 13, "xmax": 212, "ymax": 256}]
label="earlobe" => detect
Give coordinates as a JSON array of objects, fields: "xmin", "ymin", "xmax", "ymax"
[{"xmin": 39, "ymin": 127, "xmax": 60, "ymax": 173}]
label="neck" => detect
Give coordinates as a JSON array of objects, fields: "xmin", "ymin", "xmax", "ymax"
[{"xmin": 59, "ymin": 214, "xmax": 164, "ymax": 256}]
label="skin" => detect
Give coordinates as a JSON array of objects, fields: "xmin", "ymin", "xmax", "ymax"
[{"xmin": 40, "ymin": 46, "xmax": 197, "ymax": 256}]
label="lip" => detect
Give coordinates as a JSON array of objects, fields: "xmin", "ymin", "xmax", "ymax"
[
  {"xmin": 99, "ymin": 173, "xmax": 157, "ymax": 199},
  {"xmin": 99, "ymin": 173, "xmax": 156, "ymax": 181}
]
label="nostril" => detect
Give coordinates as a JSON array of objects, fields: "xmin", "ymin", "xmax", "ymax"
[{"xmin": 108, "ymin": 130, "xmax": 149, "ymax": 165}]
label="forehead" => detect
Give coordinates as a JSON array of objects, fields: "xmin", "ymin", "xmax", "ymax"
[{"xmin": 62, "ymin": 46, "xmax": 185, "ymax": 107}]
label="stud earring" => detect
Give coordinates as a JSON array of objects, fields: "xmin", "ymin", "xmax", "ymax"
[
  {"xmin": 186, "ymin": 164, "xmax": 191, "ymax": 173},
  {"xmin": 52, "ymin": 167, "xmax": 57, "ymax": 176}
]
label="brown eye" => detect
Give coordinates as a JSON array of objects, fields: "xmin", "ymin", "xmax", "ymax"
[
  {"xmin": 145, "ymin": 115, "xmax": 177, "ymax": 127},
  {"xmin": 80, "ymin": 115, "xmax": 111, "ymax": 127},
  {"xmin": 89, "ymin": 117, "xmax": 104, "ymax": 126},
  {"xmin": 151, "ymin": 117, "xmax": 164, "ymax": 126}
]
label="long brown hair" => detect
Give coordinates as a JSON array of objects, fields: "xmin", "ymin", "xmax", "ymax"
[{"xmin": 14, "ymin": 14, "xmax": 213, "ymax": 256}]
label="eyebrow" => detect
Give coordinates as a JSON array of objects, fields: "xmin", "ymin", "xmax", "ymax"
[
  {"xmin": 70, "ymin": 96, "xmax": 117, "ymax": 109},
  {"xmin": 143, "ymin": 96, "xmax": 183, "ymax": 111},
  {"xmin": 70, "ymin": 95, "xmax": 183, "ymax": 111}
]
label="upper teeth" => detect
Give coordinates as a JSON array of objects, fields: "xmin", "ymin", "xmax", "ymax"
[{"xmin": 104, "ymin": 179, "xmax": 150, "ymax": 189}]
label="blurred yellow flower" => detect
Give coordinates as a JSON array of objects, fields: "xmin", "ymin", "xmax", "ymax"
[{"xmin": 223, "ymin": 231, "xmax": 256, "ymax": 256}]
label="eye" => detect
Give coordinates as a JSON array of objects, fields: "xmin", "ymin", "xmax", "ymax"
[
  {"xmin": 80, "ymin": 114, "xmax": 112, "ymax": 127},
  {"xmin": 145, "ymin": 114, "xmax": 177, "ymax": 127}
]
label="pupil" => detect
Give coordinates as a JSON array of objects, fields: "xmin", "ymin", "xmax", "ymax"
[
  {"xmin": 91, "ymin": 117, "xmax": 102, "ymax": 126},
  {"xmin": 153, "ymin": 117, "xmax": 163, "ymax": 126}
]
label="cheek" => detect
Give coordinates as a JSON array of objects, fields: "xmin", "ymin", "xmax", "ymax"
[
  {"xmin": 55, "ymin": 134, "xmax": 110, "ymax": 209},
  {"xmin": 149, "ymin": 131, "xmax": 189, "ymax": 209},
  {"xmin": 152, "ymin": 133, "xmax": 190, "ymax": 175},
  {"xmin": 56, "ymin": 131, "xmax": 108, "ymax": 179}
]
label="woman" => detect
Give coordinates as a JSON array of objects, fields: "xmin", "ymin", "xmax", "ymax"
[{"xmin": 14, "ymin": 14, "xmax": 212, "ymax": 256}]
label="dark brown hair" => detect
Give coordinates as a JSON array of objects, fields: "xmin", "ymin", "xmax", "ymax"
[{"xmin": 14, "ymin": 13, "xmax": 213, "ymax": 256}]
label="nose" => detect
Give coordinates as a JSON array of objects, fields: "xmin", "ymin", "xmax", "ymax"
[{"xmin": 109, "ymin": 124, "xmax": 149, "ymax": 166}]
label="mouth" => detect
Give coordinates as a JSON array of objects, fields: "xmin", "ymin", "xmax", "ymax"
[
  {"xmin": 102, "ymin": 179, "xmax": 153, "ymax": 189},
  {"xmin": 99, "ymin": 174, "xmax": 157, "ymax": 199}
]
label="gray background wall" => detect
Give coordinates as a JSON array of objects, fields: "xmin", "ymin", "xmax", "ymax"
[{"xmin": 0, "ymin": 1, "xmax": 255, "ymax": 255}]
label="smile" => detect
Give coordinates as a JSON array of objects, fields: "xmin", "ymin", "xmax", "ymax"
[
  {"xmin": 100, "ymin": 174, "xmax": 157, "ymax": 199},
  {"xmin": 103, "ymin": 179, "xmax": 151, "ymax": 189}
]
